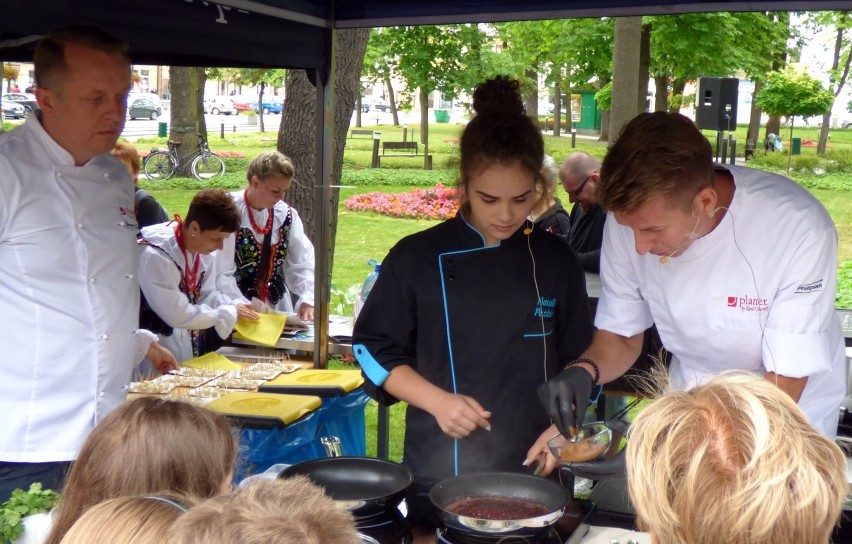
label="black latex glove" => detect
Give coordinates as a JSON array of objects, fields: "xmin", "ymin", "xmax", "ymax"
[
  {"xmin": 537, "ymin": 365, "xmax": 594, "ymax": 437},
  {"xmin": 562, "ymin": 418, "xmax": 629, "ymax": 480}
]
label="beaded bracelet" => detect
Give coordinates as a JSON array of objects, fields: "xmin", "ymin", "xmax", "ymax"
[{"xmin": 564, "ymin": 358, "xmax": 600, "ymax": 386}]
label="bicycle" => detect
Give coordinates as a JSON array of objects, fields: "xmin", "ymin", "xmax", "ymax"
[{"xmin": 143, "ymin": 132, "xmax": 226, "ymax": 181}]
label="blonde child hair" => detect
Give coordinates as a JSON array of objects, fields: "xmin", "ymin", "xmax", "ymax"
[
  {"xmin": 46, "ymin": 397, "xmax": 237, "ymax": 544},
  {"xmin": 626, "ymin": 371, "xmax": 847, "ymax": 544},
  {"xmin": 169, "ymin": 476, "xmax": 361, "ymax": 544},
  {"xmin": 60, "ymin": 495, "xmax": 186, "ymax": 544}
]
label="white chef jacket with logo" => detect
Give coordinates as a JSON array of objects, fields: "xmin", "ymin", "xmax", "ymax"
[
  {"xmin": 0, "ymin": 116, "xmax": 141, "ymax": 462},
  {"xmin": 596, "ymin": 164, "xmax": 845, "ymax": 436}
]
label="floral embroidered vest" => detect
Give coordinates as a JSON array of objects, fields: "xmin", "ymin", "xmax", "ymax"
[{"xmin": 234, "ymin": 207, "xmax": 292, "ymax": 304}]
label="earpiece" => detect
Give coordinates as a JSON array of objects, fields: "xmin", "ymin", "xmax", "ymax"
[{"xmin": 523, "ymin": 227, "xmax": 533, "ymax": 235}]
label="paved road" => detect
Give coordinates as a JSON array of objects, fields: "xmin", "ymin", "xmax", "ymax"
[{"xmin": 121, "ymin": 112, "xmax": 275, "ymax": 141}]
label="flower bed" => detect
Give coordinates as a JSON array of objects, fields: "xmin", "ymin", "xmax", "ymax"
[{"xmin": 344, "ymin": 184, "xmax": 460, "ymax": 220}]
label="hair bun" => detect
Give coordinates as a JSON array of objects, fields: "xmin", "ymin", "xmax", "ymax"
[{"xmin": 472, "ymin": 76, "xmax": 525, "ymax": 118}]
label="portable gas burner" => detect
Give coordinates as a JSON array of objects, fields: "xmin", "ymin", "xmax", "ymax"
[
  {"xmin": 434, "ymin": 499, "xmax": 595, "ymax": 544},
  {"xmin": 355, "ymin": 508, "xmax": 413, "ymax": 544}
]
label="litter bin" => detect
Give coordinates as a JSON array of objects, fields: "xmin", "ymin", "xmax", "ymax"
[
  {"xmin": 260, "ymin": 369, "xmax": 369, "ymax": 456},
  {"xmin": 207, "ymin": 391, "xmax": 323, "ymax": 481},
  {"xmin": 157, "ymin": 121, "xmax": 168, "ymax": 138},
  {"xmin": 791, "ymin": 137, "xmax": 802, "ymax": 155},
  {"xmin": 434, "ymin": 109, "xmax": 450, "ymax": 123}
]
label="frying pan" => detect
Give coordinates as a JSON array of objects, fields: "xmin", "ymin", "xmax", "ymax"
[
  {"xmin": 429, "ymin": 472, "xmax": 569, "ymax": 537},
  {"xmin": 280, "ymin": 456, "xmax": 413, "ymax": 517}
]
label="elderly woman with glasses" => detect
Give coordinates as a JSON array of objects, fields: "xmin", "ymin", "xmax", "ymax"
[{"xmin": 217, "ymin": 151, "xmax": 315, "ymax": 321}]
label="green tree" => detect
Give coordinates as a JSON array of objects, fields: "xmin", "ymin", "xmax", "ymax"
[
  {"xmin": 379, "ymin": 24, "xmax": 492, "ymax": 167},
  {"xmin": 229, "ymin": 68, "xmax": 286, "ymax": 133},
  {"xmin": 754, "ymin": 66, "xmax": 834, "ymax": 172},
  {"xmin": 805, "ymin": 11, "xmax": 852, "ymax": 154}
]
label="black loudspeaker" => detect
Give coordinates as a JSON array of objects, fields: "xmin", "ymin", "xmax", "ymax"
[{"xmin": 696, "ymin": 77, "xmax": 739, "ymax": 131}]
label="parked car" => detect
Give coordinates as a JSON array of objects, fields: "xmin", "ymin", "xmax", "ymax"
[
  {"xmin": 258, "ymin": 95, "xmax": 283, "ymax": 114},
  {"xmin": 2, "ymin": 93, "xmax": 39, "ymax": 116},
  {"xmin": 1, "ymin": 101, "xmax": 27, "ymax": 119},
  {"xmin": 204, "ymin": 96, "xmax": 238, "ymax": 115},
  {"xmin": 128, "ymin": 92, "xmax": 162, "ymax": 109},
  {"xmin": 232, "ymin": 95, "xmax": 256, "ymax": 113},
  {"xmin": 128, "ymin": 96, "xmax": 162, "ymax": 120},
  {"xmin": 372, "ymin": 100, "xmax": 390, "ymax": 113}
]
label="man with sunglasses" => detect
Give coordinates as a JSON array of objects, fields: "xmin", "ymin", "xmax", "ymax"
[{"xmin": 560, "ymin": 152, "xmax": 605, "ymax": 272}]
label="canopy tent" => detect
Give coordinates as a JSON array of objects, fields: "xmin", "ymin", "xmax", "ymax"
[{"xmin": 3, "ymin": 0, "xmax": 851, "ymax": 364}]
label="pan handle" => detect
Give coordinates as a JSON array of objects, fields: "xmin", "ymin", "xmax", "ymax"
[{"xmin": 558, "ymin": 466, "xmax": 576, "ymax": 501}]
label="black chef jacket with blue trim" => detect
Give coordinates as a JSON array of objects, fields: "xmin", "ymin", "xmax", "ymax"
[{"xmin": 353, "ymin": 214, "xmax": 594, "ymax": 481}]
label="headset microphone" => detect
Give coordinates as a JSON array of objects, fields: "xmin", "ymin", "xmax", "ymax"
[
  {"xmin": 523, "ymin": 225, "xmax": 533, "ymax": 235},
  {"xmin": 659, "ymin": 255, "xmax": 670, "ymax": 264}
]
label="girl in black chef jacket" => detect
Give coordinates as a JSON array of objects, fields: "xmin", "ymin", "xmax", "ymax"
[{"xmin": 352, "ymin": 76, "xmax": 593, "ymax": 513}]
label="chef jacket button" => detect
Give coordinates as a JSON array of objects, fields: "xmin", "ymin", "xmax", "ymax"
[
  {"xmin": 126, "ymin": 273, "xmax": 134, "ymax": 279},
  {"xmin": 101, "ymin": 333, "xmax": 109, "ymax": 340},
  {"xmin": 89, "ymin": 277, "xmax": 96, "ymax": 284},
  {"xmin": 104, "ymin": 173, "xmax": 110, "ymax": 179},
  {"xmin": 76, "ymin": 223, "xmax": 83, "ymax": 229},
  {"xmin": 118, "ymin": 220, "xmax": 127, "ymax": 227},
  {"xmin": 99, "ymin": 391, "xmax": 105, "ymax": 398}
]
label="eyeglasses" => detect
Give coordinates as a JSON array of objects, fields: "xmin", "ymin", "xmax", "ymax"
[{"xmin": 570, "ymin": 173, "xmax": 594, "ymax": 197}]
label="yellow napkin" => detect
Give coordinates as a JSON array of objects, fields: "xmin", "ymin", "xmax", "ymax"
[
  {"xmin": 234, "ymin": 313, "xmax": 287, "ymax": 347},
  {"xmin": 181, "ymin": 352, "xmax": 241, "ymax": 371}
]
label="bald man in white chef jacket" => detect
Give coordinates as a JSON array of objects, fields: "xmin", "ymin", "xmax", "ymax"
[{"xmin": 0, "ymin": 25, "xmax": 176, "ymax": 501}]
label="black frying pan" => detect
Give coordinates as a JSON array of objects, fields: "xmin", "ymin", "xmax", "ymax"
[
  {"xmin": 280, "ymin": 456, "xmax": 413, "ymax": 517},
  {"xmin": 429, "ymin": 472, "xmax": 569, "ymax": 537}
]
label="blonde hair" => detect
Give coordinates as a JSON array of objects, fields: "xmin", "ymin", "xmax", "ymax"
[
  {"xmin": 111, "ymin": 141, "xmax": 140, "ymax": 181},
  {"xmin": 46, "ymin": 397, "xmax": 237, "ymax": 544},
  {"xmin": 59, "ymin": 495, "xmax": 185, "ymax": 544},
  {"xmin": 246, "ymin": 150, "xmax": 295, "ymax": 184},
  {"xmin": 169, "ymin": 477, "xmax": 360, "ymax": 544},
  {"xmin": 530, "ymin": 155, "xmax": 558, "ymax": 218},
  {"xmin": 626, "ymin": 371, "xmax": 847, "ymax": 544},
  {"xmin": 167, "ymin": 495, "xmax": 228, "ymax": 544}
]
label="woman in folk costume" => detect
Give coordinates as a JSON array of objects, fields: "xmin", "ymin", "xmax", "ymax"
[
  {"xmin": 220, "ymin": 151, "xmax": 315, "ymax": 320},
  {"xmin": 138, "ymin": 189, "xmax": 258, "ymax": 368}
]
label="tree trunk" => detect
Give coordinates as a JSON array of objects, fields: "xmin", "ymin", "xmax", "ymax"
[
  {"xmin": 747, "ymin": 79, "xmax": 763, "ymax": 144},
  {"xmin": 765, "ymin": 115, "xmax": 782, "ymax": 139},
  {"xmin": 278, "ymin": 28, "xmax": 370, "ymax": 250},
  {"xmin": 522, "ymin": 69, "xmax": 539, "ymax": 127},
  {"xmin": 553, "ymin": 82, "xmax": 562, "ymax": 138},
  {"xmin": 609, "ymin": 17, "xmax": 643, "ymax": 140},
  {"xmin": 638, "ymin": 23, "xmax": 651, "ymax": 113},
  {"xmin": 420, "ymin": 88, "xmax": 430, "ymax": 169},
  {"xmin": 818, "ymin": 13, "xmax": 851, "ymax": 155},
  {"xmin": 258, "ymin": 82, "xmax": 266, "ymax": 133},
  {"xmin": 169, "ymin": 67, "xmax": 207, "ymax": 177},
  {"xmin": 355, "ymin": 96, "xmax": 363, "ymax": 127},
  {"xmin": 386, "ymin": 76, "xmax": 399, "ymax": 126},
  {"xmin": 654, "ymin": 76, "xmax": 668, "ymax": 112},
  {"xmin": 598, "ymin": 77, "xmax": 611, "ymax": 142},
  {"xmin": 669, "ymin": 78, "xmax": 687, "ymax": 113}
]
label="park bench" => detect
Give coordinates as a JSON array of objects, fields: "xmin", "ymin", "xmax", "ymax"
[
  {"xmin": 375, "ymin": 141, "xmax": 432, "ymax": 169},
  {"xmin": 348, "ymin": 129, "xmax": 375, "ymax": 139}
]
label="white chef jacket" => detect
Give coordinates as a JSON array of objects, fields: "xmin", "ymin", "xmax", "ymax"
[
  {"xmin": 596, "ymin": 164, "xmax": 846, "ymax": 436},
  {"xmin": 138, "ymin": 223, "xmax": 244, "ymax": 364},
  {"xmin": 217, "ymin": 191, "xmax": 315, "ymax": 313},
  {"xmin": 0, "ymin": 116, "xmax": 142, "ymax": 462}
]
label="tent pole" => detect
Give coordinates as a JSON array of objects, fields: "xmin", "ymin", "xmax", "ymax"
[{"xmin": 313, "ymin": 28, "xmax": 335, "ymax": 369}]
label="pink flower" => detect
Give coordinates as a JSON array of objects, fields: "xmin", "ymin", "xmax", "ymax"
[{"xmin": 344, "ymin": 184, "xmax": 461, "ymax": 220}]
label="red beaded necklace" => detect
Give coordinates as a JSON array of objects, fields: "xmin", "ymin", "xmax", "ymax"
[
  {"xmin": 173, "ymin": 215, "xmax": 201, "ymax": 296},
  {"xmin": 244, "ymin": 189, "xmax": 274, "ymax": 235}
]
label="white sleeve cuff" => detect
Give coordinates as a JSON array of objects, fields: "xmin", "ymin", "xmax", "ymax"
[
  {"xmin": 133, "ymin": 329, "xmax": 159, "ymax": 363},
  {"xmin": 215, "ymin": 305, "xmax": 238, "ymax": 339}
]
